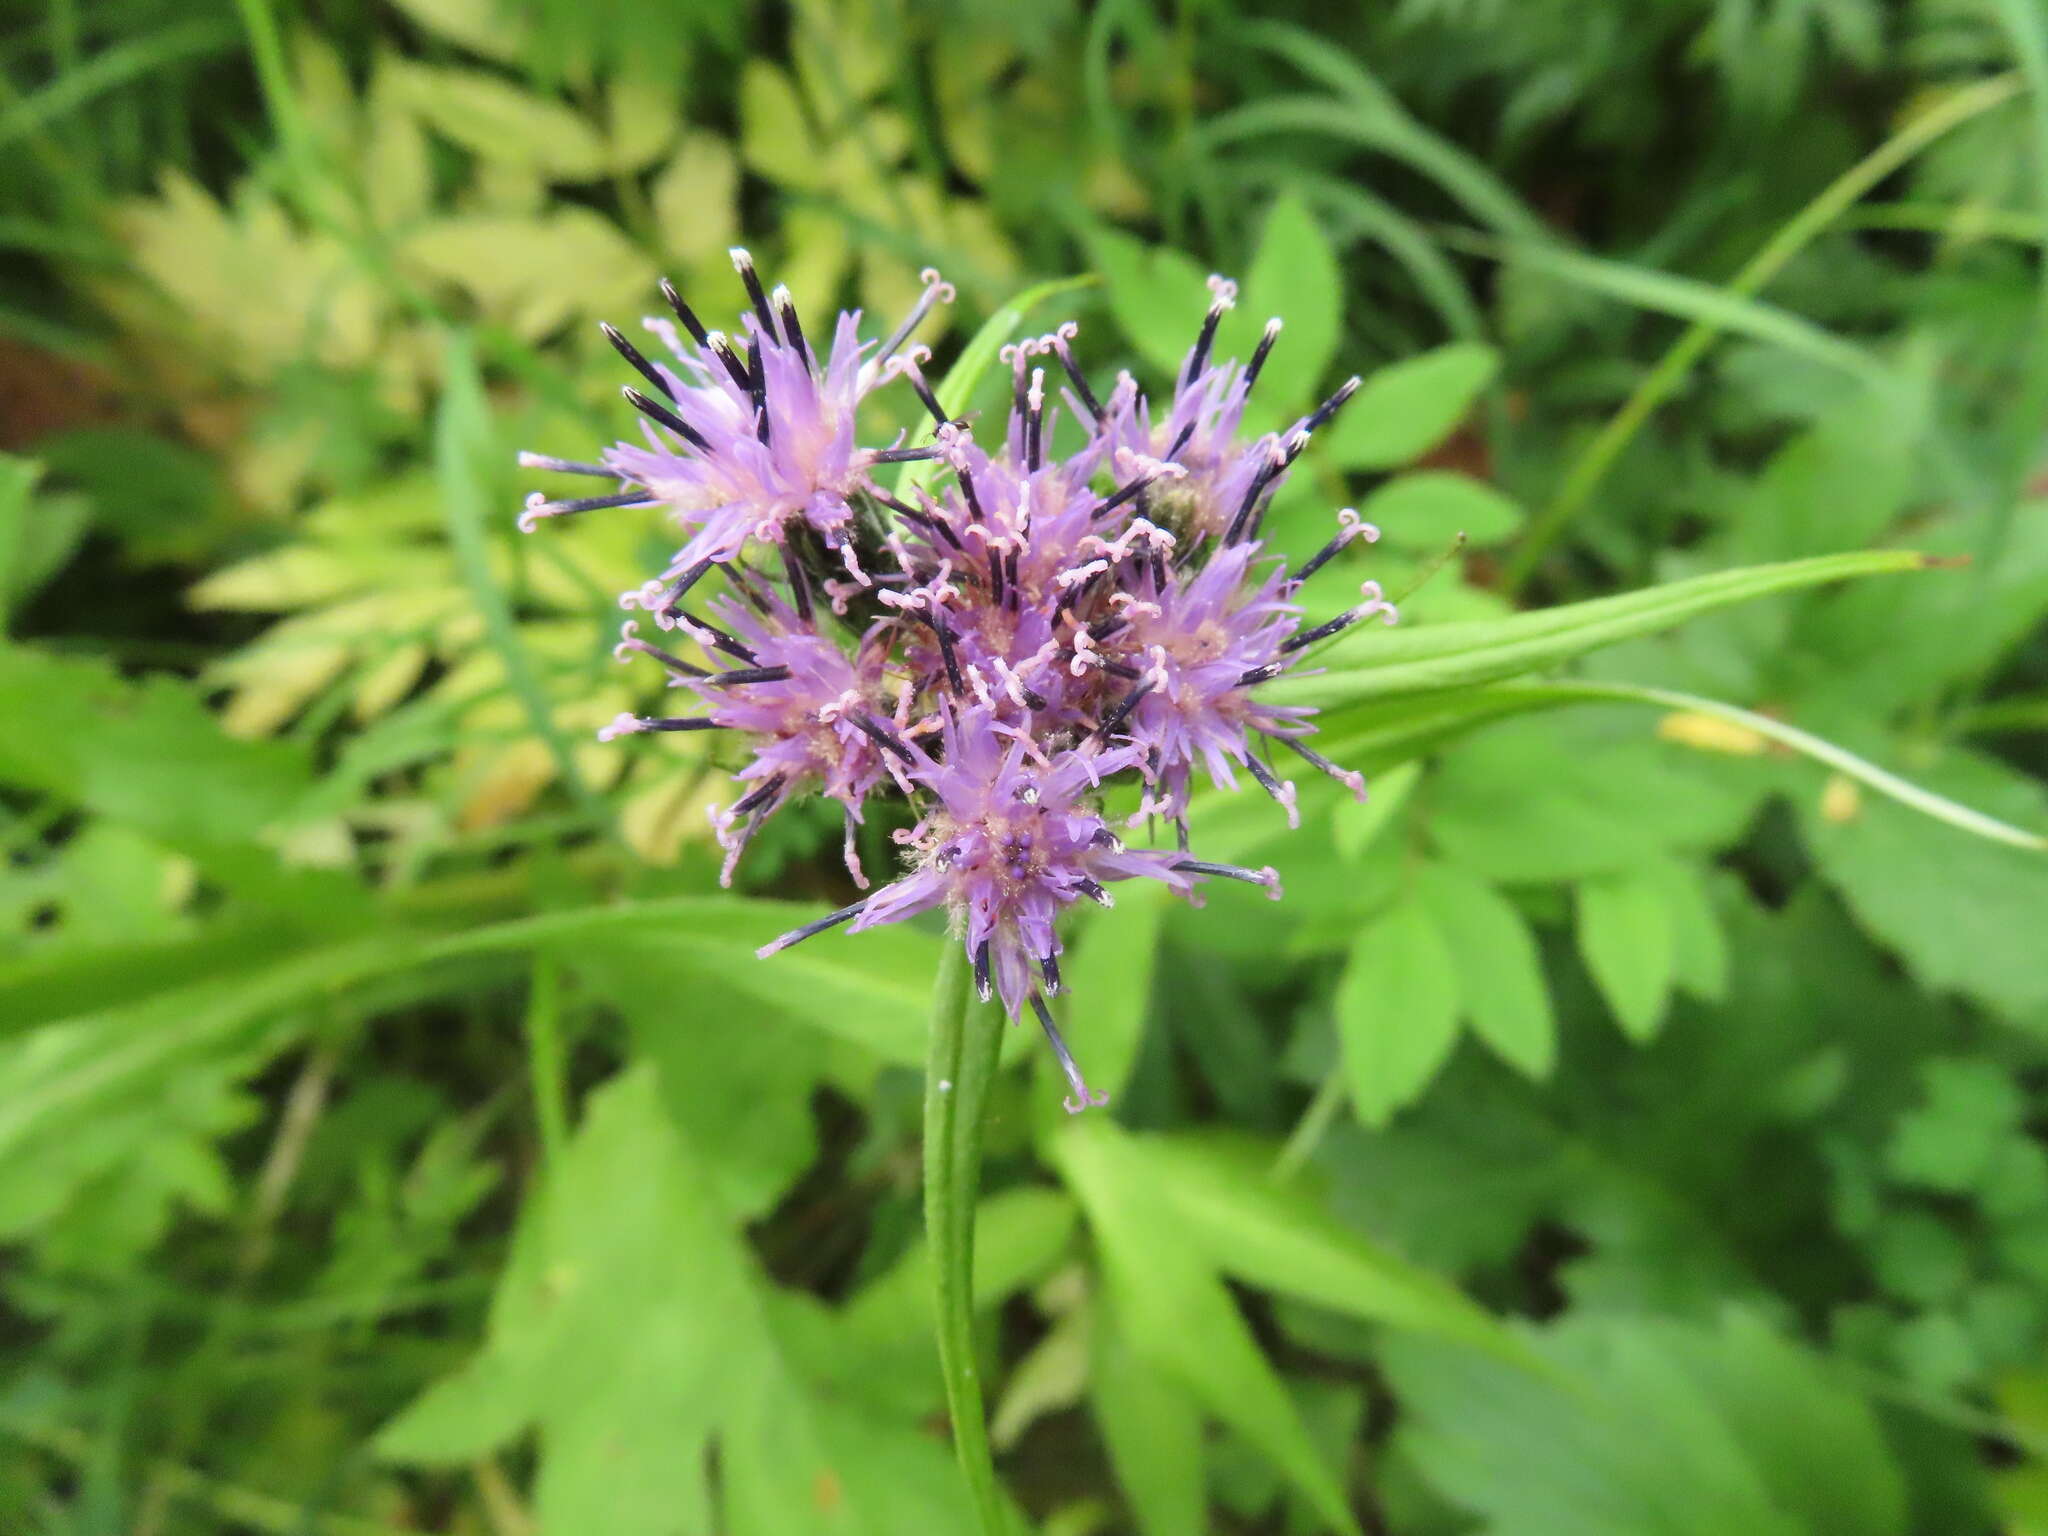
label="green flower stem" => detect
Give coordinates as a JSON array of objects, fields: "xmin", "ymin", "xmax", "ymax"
[{"xmin": 924, "ymin": 940, "xmax": 1009, "ymax": 1535}]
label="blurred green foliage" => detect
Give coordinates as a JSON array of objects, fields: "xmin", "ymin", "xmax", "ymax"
[{"xmin": 3, "ymin": 0, "xmax": 2048, "ymax": 1531}]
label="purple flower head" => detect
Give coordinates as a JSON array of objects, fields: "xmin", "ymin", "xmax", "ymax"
[
  {"xmin": 756, "ymin": 705, "xmax": 1280, "ymax": 1111},
  {"xmin": 519, "ymin": 252, "xmax": 956, "ymax": 619},
  {"xmin": 519, "ymin": 259, "xmax": 1401, "ymax": 1111},
  {"xmin": 601, "ymin": 582, "xmax": 898, "ymax": 887}
]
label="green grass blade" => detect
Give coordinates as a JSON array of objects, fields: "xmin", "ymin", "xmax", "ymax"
[
  {"xmin": 0, "ymin": 18, "xmax": 236, "ymax": 153},
  {"xmin": 1506, "ymin": 72, "xmax": 2025, "ymax": 588},
  {"xmin": 1434, "ymin": 229, "xmax": 1890, "ymax": 382},
  {"xmin": 1265, "ymin": 549, "xmax": 1936, "ymax": 707}
]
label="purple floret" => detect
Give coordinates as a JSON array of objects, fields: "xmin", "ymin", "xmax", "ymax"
[{"xmin": 518, "ymin": 254, "xmax": 1401, "ymax": 1111}]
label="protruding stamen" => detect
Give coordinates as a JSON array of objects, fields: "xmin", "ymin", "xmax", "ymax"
[
  {"xmin": 1236, "ymin": 660, "xmax": 1285, "ymax": 687},
  {"xmin": 1244, "ymin": 318, "xmax": 1282, "ymax": 394},
  {"xmin": 624, "ymin": 387, "xmax": 711, "ymax": 451},
  {"xmin": 957, "ymin": 465, "xmax": 988, "ymax": 525},
  {"xmin": 873, "ymin": 488, "xmax": 966, "ymax": 551},
  {"xmin": 1181, "ymin": 282, "xmax": 1235, "ymax": 389},
  {"xmin": 730, "ymin": 247, "xmax": 777, "ymax": 338},
  {"xmin": 1039, "ymin": 952, "xmax": 1062, "ymax": 994},
  {"xmin": 659, "ymin": 277, "xmax": 712, "ymax": 349},
  {"xmin": 852, "ymin": 714, "xmax": 917, "ymax": 763},
  {"xmin": 757, "ymin": 896, "xmax": 871, "ymax": 958},
  {"xmin": 780, "ymin": 542, "xmax": 814, "ymax": 623},
  {"xmin": 652, "ymin": 557, "xmax": 717, "ymax": 621},
  {"xmin": 729, "ymin": 772, "xmax": 788, "ymax": 819},
  {"xmin": 876, "ymin": 267, "xmax": 956, "ymax": 364},
  {"xmin": 1074, "ymin": 877, "xmax": 1114, "ymax": 907},
  {"xmin": 704, "ymin": 664, "xmax": 794, "ymax": 687},
  {"xmin": 1267, "ymin": 731, "xmax": 1368, "ymax": 801},
  {"xmin": 1096, "ymin": 682, "xmax": 1154, "ymax": 741},
  {"xmin": 602, "ymin": 322, "xmax": 677, "ymax": 402},
  {"xmin": 771, "ymin": 284, "xmax": 810, "ymax": 366},
  {"xmin": 1300, "ymin": 375, "xmax": 1362, "ymax": 437},
  {"xmin": 869, "ymin": 446, "xmax": 941, "ymax": 464},
  {"xmin": 1051, "ymin": 324, "xmax": 1104, "ymax": 422},
  {"xmin": 907, "ymin": 365, "xmax": 951, "ymax": 429},
  {"xmin": 1294, "ymin": 509, "xmax": 1380, "ymax": 587},
  {"xmin": 517, "ymin": 452, "xmax": 614, "ymax": 477},
  {"xmin": 1031, "ymin": 992, "xmax": 1108, "ymax": 1114},
  {"xmin": 673, "ymin": 611, "xmax": 760, "ymax": 664},
  {"xmin": 597, "ymin": 711, "xmax": 723, "ymax": 740},
  {"xmin": 921, "ymin": 612, "xmax": 965, "ymax": 694},
  {"xmin": 1241, "ymin": 751, "xmax": 1301, "ymax": 829},
  {"xmin": 614, "ymin": 621, "xmax": 708, "ymax": 677},
  {"xmin": 1224, "ymin": 444, "xmax": 1288, "ymax": 545},
  {"xmin": 1172, "ymin": 860, "xmax": 1283, "ymax": 899},
  {"xmin": 1095, "ymin": 474, "xmax": 1157, "ymax": 519},
  {"xmin": 747, "ymin": 342, "xmax": 771, "ymax": 445},
  {"xmin": 1025, "ymin": 367, "xmax": 1047, "ymax": 471},
  {"xmin": 1280, "ymin": 583, "xmax": 1398, "ymax": 653},
  {"xmin": 519, "ymin": 489, "xmax": 652, "ymax": 531},
  {"xmin": 706, "ymin": 330, "xmax": 752, "ymax": 390},
  {"xmin": 973, "ymin": 940, "xmax": 993, "ymax": 1002}
]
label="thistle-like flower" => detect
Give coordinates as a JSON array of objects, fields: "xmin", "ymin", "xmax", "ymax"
[{"xmin": 519, "ymin": 249, "xmax": 1396, "ymax": 1111}]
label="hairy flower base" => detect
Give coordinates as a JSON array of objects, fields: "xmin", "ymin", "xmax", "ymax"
[{"xmin": 520, "ymin": 249, "xmax": 1392, "ymax": 1110}]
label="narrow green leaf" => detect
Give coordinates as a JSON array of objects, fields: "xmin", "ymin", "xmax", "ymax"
[
  {"xmin": 1322, "ymin": 342, "xmax": 1499, "ymax": 469},
  {"xmin": 1337, "ymin": 896, "xmax": 1461, "ymax": 1126},
  {"xmin": 1267, "ymin": 549, "xmax": 1935, "ymax": 709},
  {"xmin": 1577, "ymin": 869, "xmax": 1676, "ymax": 1042},
  {"xmin": 1446, "ymin": 233, "xmax": 1891, "ymax": 382},
  {"xmin": 1415, "ymin": 864, "xmax": 1555, "ymax": 1079}
]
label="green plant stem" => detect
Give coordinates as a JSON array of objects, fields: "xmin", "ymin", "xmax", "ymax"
[
  {"xmin": 1506, "ymin": 71, "xmax": 2024, "ymax": 591},
  {"xmin": 923, "ymin": 941, "xmax": 1009, "ymax": 1534}
]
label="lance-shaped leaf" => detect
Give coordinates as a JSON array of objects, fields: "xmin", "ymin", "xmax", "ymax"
[{"xmin": 1264, "ymin": 549, "xmax": 1936, "ymax": 709}]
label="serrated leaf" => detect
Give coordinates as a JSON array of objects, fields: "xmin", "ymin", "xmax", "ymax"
[
  {"xmin": 1323, "ymin": 343, "xmax": 1500, "ymax": 469},
  {"xmin": 1384, "ymin": 1309, "xmax": 1906, "ymax": 1536},
  {"xmin": 1651, "ymin": 857, "xmax": 1730, "ymax": 1002},
  {"xmin": 1338, "ymin": 895, "xmax": 1461, "ymax": 1125},
  {"xmin": 390, "ymin": 62, "xmax": 608, "ymax": 180},
  {"xmin": 1415, "ymin": 863, "xmax": 1554, "ymax": 1078},
  {"xmin": 377, "ymin": 1064, "xmax": 978, "ymax": 1534},
  {"xmin": 0, "ymin": 646, "xmax": 315, "ymax": 856},
  {"xmin": 1578, "ymin": 869, "xmax": 1676, "ymax": 1041},
  {"xmin": 652, "ymin": 131, "xmax": 738, "ymax": 268},
  {"xmin": 1801, "ymin": 748, "xmax": 2048, "ymax": 1018}
]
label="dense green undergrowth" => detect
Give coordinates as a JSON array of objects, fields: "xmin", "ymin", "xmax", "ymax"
[{"xmin": 3, "ymin": 0, "xmax": 2048, "ymax": 1531}]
